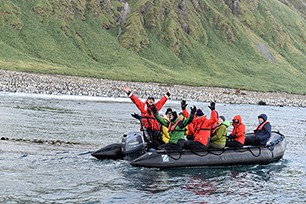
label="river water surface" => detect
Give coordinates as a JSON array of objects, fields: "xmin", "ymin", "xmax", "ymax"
[{"xmin": 0, "ymin": 92, "xmax": 305, "ymax": 204}]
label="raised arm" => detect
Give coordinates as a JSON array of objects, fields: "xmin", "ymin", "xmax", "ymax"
[
  {"xmin": 154, "ymin": 114, "xmax": 169, "ymax": 127},
  {"xmin": 181, "ymin": 100, "xmax": 189, "ymax": 117},
  {"xmin": 207, "ymin": 102, "xmax": 218, "ymax": 125},
  {"xmin": 180, "ymin": 106, "xmax": 196, "ymax": 128},
  {"xmin": 150, "ymin": 105, "xmax": 168, "ymax": 126},
  {"xmin": 123, "ymin": 86, "xmax": 145, "ymax": 113},
  {"xmin": 155, "ymin": 89, "xmax": 170, "ymax": 110}
]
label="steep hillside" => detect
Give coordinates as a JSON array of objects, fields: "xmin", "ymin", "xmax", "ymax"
[{"xmin": 0, "ymin": 0, "xmax": 305, "ymax": 94}]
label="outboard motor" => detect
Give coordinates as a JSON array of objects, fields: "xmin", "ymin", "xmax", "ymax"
[{"xmin": 121, "ymin": 131, "xmax": 147, "ymax": 161}]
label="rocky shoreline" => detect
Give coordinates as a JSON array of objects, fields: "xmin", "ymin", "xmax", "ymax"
[{"xmin": 0, "ymin": 70, "xmax": 305, "ymax": 107}]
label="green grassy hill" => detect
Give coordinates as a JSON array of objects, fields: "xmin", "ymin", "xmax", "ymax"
[{"xmin": 0, "ymin": 0, "xmax": 305, "ymax": 94}]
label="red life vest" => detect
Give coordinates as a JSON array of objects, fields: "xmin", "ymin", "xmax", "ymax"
[
  {"xmin": 168, "ymin": 119, "xmax": 181, "ymax": 133},
  {"xmin": 130, "ymin": 94, "xmax": 168, "ymax": 131}
]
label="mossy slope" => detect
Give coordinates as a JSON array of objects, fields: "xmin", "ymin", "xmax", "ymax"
[{"xmin": 0, "ymin": 0, "xmax": 305, "ymax": 94}]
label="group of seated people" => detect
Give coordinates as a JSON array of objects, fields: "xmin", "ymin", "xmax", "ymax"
[{"xmin": 123, "ymin": 86, "xmax": 272, "ymax": 151}]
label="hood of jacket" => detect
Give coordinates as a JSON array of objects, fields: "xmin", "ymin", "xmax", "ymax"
[
  {"xmin": 232, "ymin": 115, "xmax": 242, "ymax": 126},
  {"xmin": 196, "ymin": 115, "xmax": 207, "ymax": 123},
  {"xmin": 258, "ymin": 113, "xmax": 267, "ymax": 121},
  {"xmin": 222, "ymin": 120, "xmax": 231, "ymax": 127}
]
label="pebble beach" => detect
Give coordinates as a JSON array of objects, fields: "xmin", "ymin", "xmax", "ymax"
[{"xmin": 0, "ymin": 70, "xmax": 305, "ymax": 107}]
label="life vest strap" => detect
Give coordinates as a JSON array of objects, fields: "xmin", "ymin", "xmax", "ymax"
[
  {"xmin": 168, "ymin": 120, "xmax": 182, "ymax": 133},
  {"xmin": 199, "ymin": 128, "xmax": 211, "ymax": 131}
]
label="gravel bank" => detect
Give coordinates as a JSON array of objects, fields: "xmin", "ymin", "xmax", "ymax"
[{"xmin": 0, "ymin": 70, "xmax": 305, "ymax": 107}]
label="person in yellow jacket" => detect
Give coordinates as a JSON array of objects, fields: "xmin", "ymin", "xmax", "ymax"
[{"xmin": 160, "ymin": 108, "xmax": 172, "ymax": 143}]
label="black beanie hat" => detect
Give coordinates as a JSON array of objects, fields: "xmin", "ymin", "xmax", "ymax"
[
  {"xmin": 147, "ymin": 96, "xmax": 155, "ymax": 101},
  {"xmin": 196, "ymin": 109, "xmax": 204, "ymax": 116},
  {"xmin": 219, "ymin": 115, "xmax": 225, "ymax": 121},
  {"xmin": 165, "ymin": 108, "xmax": 173, "ymax": 115}
]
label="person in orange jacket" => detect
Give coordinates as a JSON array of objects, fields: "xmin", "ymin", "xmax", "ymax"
[
  {"xmin": 226, "ymin": 115, "xmax": 245, "ymax": 147},
  {"xmin": 183, "ymin": 102, "xmax": 218, "ymax": 150},
  {"xmin": 123, "ymin": 86, "xmax": 170, "ymax": 149}
]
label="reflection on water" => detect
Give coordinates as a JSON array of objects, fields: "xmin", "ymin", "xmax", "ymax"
[
  {"xmin": 0, "ymin": 92, "xmax": 306, "ymax": 203},
  {"xmin": 116, "ymin": 160, "xmax": 289, "ymax": 203}
]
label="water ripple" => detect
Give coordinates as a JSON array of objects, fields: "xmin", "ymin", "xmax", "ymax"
[{"xmin": 0, "ymin": 93, "xmax": 305, "ymax": 203}]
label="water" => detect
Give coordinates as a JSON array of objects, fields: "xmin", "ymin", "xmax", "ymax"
[{"xmin": 0, "ymin": 92, "xmax": 305, "ymax": 204}]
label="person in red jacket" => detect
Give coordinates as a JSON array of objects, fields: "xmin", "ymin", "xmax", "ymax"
[
  {"xmin": 226, "ymin": 115, "xmax": 245, "ymax": 147},
  {"xmin": 123, "ymin": 86, "xmax": 170, "ymax": 149},
  {"xmin": 184, "ymin": 102, "xmax": 218, "ymax": 150}
]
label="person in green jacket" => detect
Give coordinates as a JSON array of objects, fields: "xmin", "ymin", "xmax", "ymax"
[
  {"xmin": 209, "ymin": 116, "xmax": 230, "ymax": 149},
  {"xmin": 152, "ymin": 105, "xmax": 196, "ymax": 151}
]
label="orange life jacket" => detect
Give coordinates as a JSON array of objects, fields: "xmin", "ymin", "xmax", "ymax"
[
  {"xmin": 254, "ymin": 121, "xmax": 269, "ymax": 132},
  {"xmin": 168, "ymin": 119, "xmax": 181, "ymax": 132}
]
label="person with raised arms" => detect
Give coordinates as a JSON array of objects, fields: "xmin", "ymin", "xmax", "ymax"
[
  {"xmin": 152, "ymin": 105, "xmax": 196, "ymax": 151},
  {"xmin": 183, "ymin": 102, "xmax": 219, "ymax": 150},
  {"xmin": 123, "ymin": 86, "xmax": 170, "ymax": 149}
]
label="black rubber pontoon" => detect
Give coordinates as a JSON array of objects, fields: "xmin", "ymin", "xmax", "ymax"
[
  {"xmin": 91, "ymin": 143, "xmax": 124, "ymax": 160},
  {"xmin": 130, "ymin": 131, "xmax": 287, "ymax": 168}
]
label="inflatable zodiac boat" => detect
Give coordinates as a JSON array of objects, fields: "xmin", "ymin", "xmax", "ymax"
[
  {"xmin": 91, "ymin": 129, "xmax": 287, "ymax": 168},
  {"xmin": 130, "ymin": 132, "xmax": 286, "ymax": 168}
]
